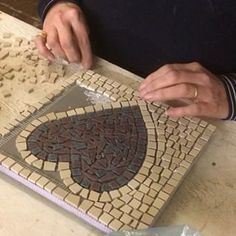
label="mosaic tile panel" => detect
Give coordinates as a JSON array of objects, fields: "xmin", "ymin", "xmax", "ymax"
[{"xmin": 0, "ymin": 68, "xmax": 216, "ymax": 232}]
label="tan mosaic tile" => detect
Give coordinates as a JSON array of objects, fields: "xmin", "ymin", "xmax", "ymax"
[
  {"xmin": 129, "ymin": 198, "xmax": 142, "ymax": 209},
  {"xmin": 43, "ymin": 161, "xmax": 57, "ymax": 171},
  {"xmin": 10, "ymin": 163, "xmax": 24, "ymax": 174},
  {"xmin": 148, "ymin": 206, "xmax": 159, "ymax": 217},
  {"xmin": 120, "ymin": 194, "xmax": 133, "ymax": 204},
  {"xmin": 110, "ymin": 208, "xmax": 123, "ymax": 219},
  {"xmin": 99, "ymin": 192, "xmax": 112, "ymax": 202},
  {"xmin": 88, "ymin": 191, "xmax": 100, "ymax": 202},
  {"xmin": 68, "ymin": 183, "xmax": 82, "ymax": 194},
  {"xmin": 109, "ymin": 219, "xmax": 123, "ymax": 231},
  {"xmin": 140, "ymin": 213, "xmax": 153, "ymax": 225},
  {"xmin": 103, "ymin": 203, "xmax": 113, "ymax": 213},
  {"xmin": 58, "ymin": 162, "xmax": 70, "ymax": 171},
  {"xmin": 44, "ymin": 182, "xmax": 57, "ymax": 193},
  {"xmin": 139, "ymin": 203, "xmax": 149, "ymax": 213},
  {"xmin": 99, "ymin": 212, "xmax": 114, "ymax": 225},
  {"xmin": 63, "ymin": 178, "xmax": 74, "ymax": 187},
  {"xmin": 88, "ymin": 206, "xmax": 103, "ymax": 220},
  {"xmin": 1, "ymin": 157, "xmax": 15, "ymax": 169},
  {"xmin": 28, "ymin": 172, "xmax": 41, "ymax": 184},
  {"xmin": 78, "ymin": 199, "xmax": 93, "ymax": 213},
  {"xmin": 153, "ymin": 197, "xmax": 165, "ymax": 210},
  {"xmin": 32, "ymin": 159, "xmax": 43, "ymax": 169},
  {"xmin": 19, "ymin": 168, "xmax": 31, "ymax": 179},
  {"xmin": 111, "ymin": 199, "xmax": 125, "ymax": 208},
  {"xmin": 120, "ymin": 205, "xmax": 132, "ymax": 214},
  {"xmin": 65, "ymin": 193, "xmax": 81, "ymax": 208},
  {"xmin": 52, "ymin": 187, "xmax": 69, "ymax": 200},
  {"xmin": 94, "ymin": 202, "xmax": 105, "ymax": 209},
  {"xmin": 36, "ymin": 176, "xmax": 50, "ymax": 188},
  {"xmin": 80, "ymin": 189, "xmax": 89, "ymax": 199}
]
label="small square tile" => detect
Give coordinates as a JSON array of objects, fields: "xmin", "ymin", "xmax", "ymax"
[
  {"xmin": 65, "ymin": 193, "xmax": 80, "ymax": 208},
  {"xmin": 88, "ymin": 206, "xmax": 103, "ymax": 220},
  {"xmin": 1, "ymin": 157, "xmax": 15, "ymax": 169},
  {"xmin": 43, "ymin": 161, "xmax": 57, "ymax": 171},
  {"xmin": 10, "ymin": 163, "xmax": 24, "ymax": 174},
  {"xmin": 28, "ymin": 172, "xmax": 41, "ymax": 184},
  {"xmin": 99, "ymin": 212, "xmax": 113, "ymax": 225},
  {"xmin": 36, "ymin": 176, "xmax": 50, "ymax": 188},
  {"xmin": 78, "ymin": 200, "xmax": 93, "ymax": 213},
  {"xmin": 52, "ymin": 187, "xmax": 69, "ymax": 200},
  {"xmin": 69, "ymin": 183, "xmax": 83, "ymax": 194},
  {"xmin": 19, "ymin": 168, "xmax": 31, "ymax": 179},
  {"xmin": 44, "ymin": 182, "xmax": 57, "ymax": 193},
  {"xmin": 109, "ymin": 219, "xmax": 123, "ymax": 231}
]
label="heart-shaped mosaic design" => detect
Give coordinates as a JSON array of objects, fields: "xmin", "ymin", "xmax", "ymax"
[
  {"xmin": 24, "ymin": 105, "xmax": 148, "ymax": 192},
  {"xmin": 14, "ymin": 98, "xmax": 213, "ymax": 231}
]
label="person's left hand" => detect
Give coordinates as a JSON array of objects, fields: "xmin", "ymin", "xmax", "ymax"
[{"xmin": 139, "ymin": 62, "xmax": 229, "ymax": 119}]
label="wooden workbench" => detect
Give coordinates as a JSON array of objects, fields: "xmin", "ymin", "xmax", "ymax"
[{"xmin": 0, "ymin": 12, "xmax": 235, "ymax": 236}]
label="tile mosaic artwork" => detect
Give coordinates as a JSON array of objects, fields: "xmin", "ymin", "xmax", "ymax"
[
  {"xmin": 0, "ymin": 33, "xmax": 216, "ymax": 233},
  {"xmin": 25, "ymin": 105, "xmax": 147, "ymax": 193}
]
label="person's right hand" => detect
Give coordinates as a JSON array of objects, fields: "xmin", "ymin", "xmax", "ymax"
[{"xmin": 35, "ymin": 2, "xmax": 93, "ymax": 69}]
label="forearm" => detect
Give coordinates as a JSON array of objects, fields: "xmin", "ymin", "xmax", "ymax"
[
  {"xmin": 38, "ymin": 0, "xmax": 80, "ymax": 21},
  {"xmin": 219, "ymin": 74, "xmax": 236, "ymax": 120}
]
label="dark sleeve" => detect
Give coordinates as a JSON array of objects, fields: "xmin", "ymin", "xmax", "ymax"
[
  {"xmin": 219, "ymin": 74, "xmax": 236, "ymax": 120},
  {"xmin": 38, "ymin": 0, "xmax": 80, "ymax": 22}
]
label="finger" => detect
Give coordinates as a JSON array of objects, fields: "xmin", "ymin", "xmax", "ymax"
[
  {"xmin": 35, "ymin": 35, "xmax": 54, "ymax": 61},
  {"xmin": 71, "ymin": 16, "xmax": 93, "ymax": 69},
  {"xmin": 57, "ymin": 19, "xmax": 81, "ymax": 63},
  {"xmin": 139, "ymin": 62, "xmax": 202, "ymax": 90},
  {"xmin": 46, "ymin": 28, "xmax": 67, "ymax": 60},
  {"xmin": 139, "ymin": 70, "xmax": 205, "ymax": 98},
  {"xmin": 142, "ymin": 83, "xmax": 200, "ymax": 102},
  {"xmin": 166, "ymin": 102, "xmax": 207, "ymax": 117}
]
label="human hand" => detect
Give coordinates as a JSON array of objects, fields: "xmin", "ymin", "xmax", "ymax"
[
  {"xmin": 139, "ymin": 62, "xmax": 229, "ymax": 119},
  {"xmin": 35, "ymin": 2, "xmax": 93, "ymax": 69}
]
